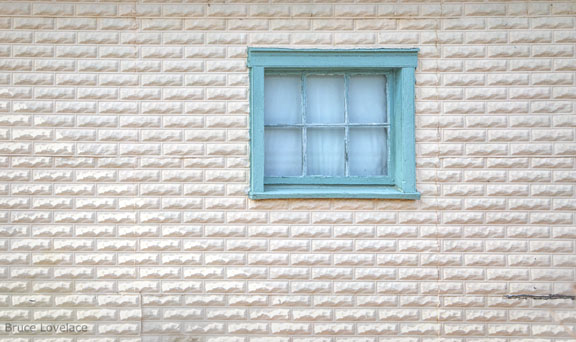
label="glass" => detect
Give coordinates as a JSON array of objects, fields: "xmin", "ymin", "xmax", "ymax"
[
  {"xmin": 349, "ymin": 75, "xmax": 387, "ymax": 123},
  {"xmin": 349, "ymin": 127, "xmax": 387, "ymax": 176},
  {"xmin": 265, "ymin": 128, "xmax": 302, "ymax": 176},
  {"xmin": 306, "ymin": 76, "xmax": 345, "ymax": 124},
  {"xmin": 307, "ymin": 128, "xmax": 345, "ymax": 176},
  {"xmin": 265, "ymin": 75, "xmax": 301, "ymax": 125}
]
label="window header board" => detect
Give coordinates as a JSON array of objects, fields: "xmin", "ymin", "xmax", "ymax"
[{"xmin": 248, "ymin": 48, "xmax": 419, "ymax": 69}]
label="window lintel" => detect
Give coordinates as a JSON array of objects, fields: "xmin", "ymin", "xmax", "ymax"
[{"xmin": 248, "ymin": 48, "xmax": 419, "ymax": 69}]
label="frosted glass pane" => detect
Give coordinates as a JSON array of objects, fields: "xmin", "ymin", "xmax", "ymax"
[
  {"xmin": 265, "ymin": 128, "xmax": 302, "ymax": 176},
  {"xmin": 265, "ymin": 75, "xmax": 301, "ymax": 125},
  {"xmin": 306, "ymin": 76, "xmax": 345, "ymax": 123},
  {"xmin": 307, "ymin": 128, "xmax": 345, "ymax": 176},
  {"xmin": 349, "ymin": 127, "xmax": 387, "ymax": 176},
  {"xmin": 349, "ymin": 75, "xmax": 387, "ymax": 123}
]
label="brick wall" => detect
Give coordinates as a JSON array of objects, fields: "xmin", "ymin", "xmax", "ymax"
[{"xmin": 0, "ymin": 1, "xmax": 575, "ymax": 341}]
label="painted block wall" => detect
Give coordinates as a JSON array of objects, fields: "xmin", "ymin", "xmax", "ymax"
[{"xmin": 0, "ymin": 1, "xmax": 575, "ymax": 341}]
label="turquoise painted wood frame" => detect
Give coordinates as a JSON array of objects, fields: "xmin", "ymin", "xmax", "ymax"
[{"xmin": 248, "ymin": 48, "xmax": 420, "ymax": 199}]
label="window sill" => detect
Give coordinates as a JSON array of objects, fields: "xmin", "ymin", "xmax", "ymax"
[{"xmin": 249, "ymin": 185, "xmax": 420, "ymax": 199}]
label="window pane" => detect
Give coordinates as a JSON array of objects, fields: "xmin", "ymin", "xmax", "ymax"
[
  {"xmin": 307, "ymin": 128, "xmax": 345, "ymax": 176},
  {"xmin": 306, "ymin": 76, "xmax": 345, "ymax": 124},
  {"xmin": 265, "ymin": 128, "xmax": 302, "ymax": 176},
  {"xmin": 349, "ymin": 127, "xmax": 387, "ymax": 176},
  {"xmin": 349, "ymin": 75, "xmax": 387, "ymax": 123},
  {"xmin": 265, "ymin": 75, "xmax": 301, "ymax": 125}
]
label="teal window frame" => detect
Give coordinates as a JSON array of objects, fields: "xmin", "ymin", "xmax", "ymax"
[{"xmin": 248, "ymin": 48, "xmax": 420, "ymax": 200}]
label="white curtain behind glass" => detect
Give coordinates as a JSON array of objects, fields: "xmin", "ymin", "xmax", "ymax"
[
  {"xmin": 349, "ymin": 75, "xmax": 387, "ymax": 123},
  {"xmin": 349, "ymin": 127, "xmax": 387, "ymax": 176},
  {"xmin": 306, "ymin": 76, "xmax": 345, "ymax": 123},
  {"xmin": 264, "ymin": 75, "xmax": 302, "ymax": 176},
  {"xmin": 348, "ymin": 75, "xmax": 387, "ymax": 176},
  {"xmin": 264, "ymin": 75, "xmax": 301, "ymax": 125},
  {"xmin": 265, "ymin": 128, "xmax": 302, "ymax": 176},
  {"xmin": 306, "ymin": 76, "xmax": 346, "ymax": 176},
  {"xmin": 307, "ymin": 128, "xmax": 345, "ymax": 176},
  {"xmin": 264, "ymin": 73, "xmax": 387, "ymax": 177}
]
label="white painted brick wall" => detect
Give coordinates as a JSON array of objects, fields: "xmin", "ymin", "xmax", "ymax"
[{"xmin": 0, "ymin": 1, "xmax": 575, "ymax": 341}]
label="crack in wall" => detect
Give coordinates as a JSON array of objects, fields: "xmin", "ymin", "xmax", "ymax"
[{"xmin": 504, "ymin": 294, "xmax": 575, "ymax": 300}]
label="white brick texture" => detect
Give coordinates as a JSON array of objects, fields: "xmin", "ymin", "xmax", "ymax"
[{"xmin": 0, "ymin": 1, "xmax": 575, "ymax": 341}]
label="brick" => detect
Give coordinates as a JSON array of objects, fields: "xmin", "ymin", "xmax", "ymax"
[
  {"xmin": 207, "ymin": 5, "xmax": 247, "ymax": 17},
  {"xmin": 271, "ymin": 20, "xmax": 310, "ymax": 31},
  {"xmin": 532, "ymin": 17, "xmax": 574, "ymax": 29},
  {"xmin": 14, "ymin": 18, "xmax": 54, "ymax": 30},
  {"xmin": 399, "ymin": 20, "xmax": 439, "ymax": 30},
  {"xmin": 533, "ymin": 73, "xmax": 573, "ymax": 86},
  {"xmin": 335, "ymin": 5, "xmax": 376, "ymax": 17},
  {"xmin": 162, "ymin": 4, "xmax": 203, "ymax": 17},
  {"xmin": 121, "ymin": 33, "xmax": 162, "ymax": 45},
  {"xmin": 0, "ymin": 3, "xmax": 30, "ymax": 15},
  {"xmin": 465, "ymin": 4, "xmax": 506, "ymax": 16},
  {"xmin": 510, "ymin": 59, "xmax": 552, "ymax": 72},
  {"xmin": 247, "ymin": 5, "xmax": 288, "ymax": 17},
  {"xmin": 443, "ymin": 18, "xmax": 485, "ymax": 30},
  {"xmin": 487, "ymin": 18, "xmax": 529, "ymax": 29}
]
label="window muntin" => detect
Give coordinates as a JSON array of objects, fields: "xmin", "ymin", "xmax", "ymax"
[{"xmin": 264, "ymin": 72, "xmax": 392, "ymax": 185}]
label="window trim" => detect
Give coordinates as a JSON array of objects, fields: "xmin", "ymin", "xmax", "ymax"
[{"xmin": 248, "ymin": 48, "xmax": 420, "ymax": 200}]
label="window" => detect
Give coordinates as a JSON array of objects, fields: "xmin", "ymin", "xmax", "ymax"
[{"xmin": 248, "ymin": 48, "xmax": 419, "ymax": 199}]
